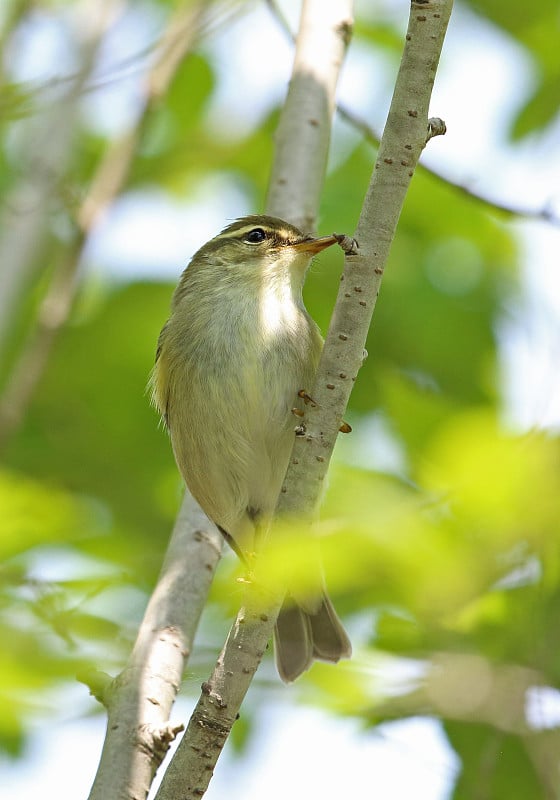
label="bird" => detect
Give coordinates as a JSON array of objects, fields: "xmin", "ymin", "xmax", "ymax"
[{"xmin": 151, "ymin": 214, "xmax": 351, "ymax": 682}]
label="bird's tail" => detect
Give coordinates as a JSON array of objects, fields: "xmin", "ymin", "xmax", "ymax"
[{"xmin": 273, "ymin": 593, "xmax": 351, "ymax": 683}]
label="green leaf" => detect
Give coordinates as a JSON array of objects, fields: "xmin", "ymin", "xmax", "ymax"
[{"xmin": 445, "ymin": 721, "xmax": 541, "ymax": 799}]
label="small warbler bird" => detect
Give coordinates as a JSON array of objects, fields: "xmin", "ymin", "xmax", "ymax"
[{"xmin": 151, "ymin": 214, "xmax": 351, "ymax": 682}]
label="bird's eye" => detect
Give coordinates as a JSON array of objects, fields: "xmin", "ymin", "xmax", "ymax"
[{"xmin": 244, "ymin": 228, "xmax": 267, "ymax": 244}]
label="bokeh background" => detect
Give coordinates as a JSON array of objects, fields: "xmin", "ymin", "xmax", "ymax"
[{"xmin": 2, "ymin": 0, "xmax": 560, "ymax": 797}]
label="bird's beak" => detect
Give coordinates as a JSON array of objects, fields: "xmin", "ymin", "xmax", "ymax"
[{"xmin": 292, "ymin": 234, "xmax": 338, "ymax": 254}]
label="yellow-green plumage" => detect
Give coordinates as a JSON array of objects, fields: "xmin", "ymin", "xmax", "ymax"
[{"xmin": 152, "ymin": 215, "xmax": 351, "ymax": 682}]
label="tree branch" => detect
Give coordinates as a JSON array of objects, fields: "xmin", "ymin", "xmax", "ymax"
[
  {"xmin": 86, "ymin": 492, "xmax": 223, "ymax": 800},
  {"xmin": 267, "ymin": 0, "xmax": 560, "ymax": 229},
  {"xmin": 336, "ymin": 102, "xmax": 560, "ymax": 227},
  {"xmin": 280, "ymin": 0, "xmax": 453, "ymax": 515},
  {"xmin": 265, "ymin": 0, "xmax": 353, "ymax": 231}
]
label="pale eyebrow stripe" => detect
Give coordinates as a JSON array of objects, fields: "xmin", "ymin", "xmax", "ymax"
[
  {"xmin": 214, "ymin": 225, "xmax": 296, "ymax": 243},
  {"xmin": 215, "ymin": 225, "xmax": 271, "ymax": 240}
]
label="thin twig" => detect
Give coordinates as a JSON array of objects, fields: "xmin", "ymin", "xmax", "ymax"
[
  {"xmin": 266, "ymin": 0, "xmax": 560, "ymax": 229},
  {"xmin": 337, "ymin": 102, "xmax": 560, "ymax": 227},
  {"xmin": 1, "ymin": 1, "xmax": 248, "ymax": 115}
]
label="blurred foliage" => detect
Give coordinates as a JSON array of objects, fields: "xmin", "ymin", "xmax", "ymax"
[
  {"xmin": 0, "ymin": 0, "xmax": 559, "ymax": 796},
  {"xmin": 464, "ymin": 0, "xmax": 560, "ymax": 138}
]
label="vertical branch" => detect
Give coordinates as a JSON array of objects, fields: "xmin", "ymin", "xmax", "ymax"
[
  {"xmin": 85, "ymin": 493, "xmax": 223, "ymax": 800},
  {"xmin": 153, "ymin": 2, "xmax": 354, "ymax": 799},
  {"xmin": 266, "ymin": 0, "xmax": 353, "ymax": 231},
  {"xmin": 278, "ymin": 0, "xmax": 453, "ymax": 516}
]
